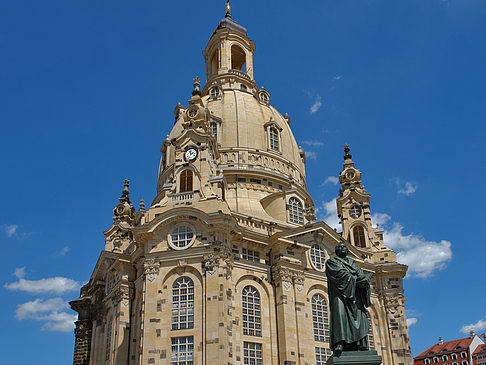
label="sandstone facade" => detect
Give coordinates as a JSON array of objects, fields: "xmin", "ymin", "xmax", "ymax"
[{"xmin": 71, "ymin": 9, "xmax": 413, "ymax": 365}]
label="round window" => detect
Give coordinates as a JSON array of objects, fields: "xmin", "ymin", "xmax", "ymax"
[
  {"xmin": 168, "ymin": 224, "xmax": 196, "ymax": 250},
  {"xmin": 349, "ymin": 205, "xmax": 362, "ymax": 218},
  {"xmin": 210, "ymin": 87, "xmax": 220, "ymax": 98},
  {"xmin": 309, "ymin": 243, "xmax": 327, "ymax": 271}
]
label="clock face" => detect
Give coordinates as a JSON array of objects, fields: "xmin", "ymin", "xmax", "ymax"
[
  {"xmin": 346, "ymin": 170, "xmax": 355, "ymax": 179},
  {"xmin": 188, "ymin": 109, "xmax": 197, "ymax": 118},
  {"xmin": 184, "ymin": 148, "xmax": 198, "ymax": 162}
]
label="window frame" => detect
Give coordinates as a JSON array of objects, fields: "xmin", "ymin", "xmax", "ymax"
[
  {"xmin": 352, "ymin": 224, "xmax": 367, "ymax": 248},
  {"xmin": 168, "ymin": 223, "xmax": 196, "ymax": 250},
  {"xmin": 312, "ymin": 293, "xmax": 330, "ymax": 342},
  {"xmin": 315, "ymin": 347, "xmax": 332, "ymax": 365},
  {"xmin": 171, "ymin": 277, "xmax": 195, "ymax": 330},
  {"xmin": 309, "ymin": 243, "xmax": 327, "ymax": 271},
  {"xmin": 170, "ymin": 336, "xmax": 194, "ymax": 365},
  {"xmin": 264, "ymin": 119, "xmax": 282, "ymax": 153},
  {"xmin": 243, "ymin": 341, "xmax": 263, "ymax": 365},
  {"xmin": 242, "ymin": 285, "xmax": 262, "ymax": 337},
  {"xmin": 179, "ymin": 169, "xmax": 194, "ymax": 193},
  {"xmin": 288, "ymin": 197, "xmax": 304, "ymax": 225}
]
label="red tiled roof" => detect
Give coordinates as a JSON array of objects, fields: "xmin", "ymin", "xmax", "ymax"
[
  {"xmin": 414, "ymin": 337, "xmax": 473, "ymax": 358},
  {"xmin": 473, "ymin": 344, "xmax": 486, "ymax": 356}
]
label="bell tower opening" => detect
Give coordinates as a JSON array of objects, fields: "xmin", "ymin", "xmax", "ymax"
[
  {"xmin": 231, "ymin": 44, "xmax": 246, "ymax": 72},
  {"xmin": 210, "ymin": 49, "xmax": 219, "ymax": 76}
]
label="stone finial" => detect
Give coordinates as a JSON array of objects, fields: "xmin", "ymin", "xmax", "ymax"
[
  {"xmin": 225, "ymin": 0, "xmax": 231, "ymax": 18},
  {"xmin": 192, "ymin": 76, "xmax": 201, "ymax": 96},
  {"xmin": 113, "ymin": 179, "xmax": 135, "ymax": 221},
  {"xmin": 438, "ymin": 337, "xmax": 443, "ymax": 345},
  {"xmin": 120, "ymin": 179, "xmax": 131, "ymax": 204},
  {"xmin": 139, "ymin": 198, "xmax": 146, "ymax": 211},
  {"xmin": 344, "ymin": 144, "xmax": 352, "ymax": 160},
  {"xmin": 482, "ymin": 333, "xmax": 486, "ymax": 342},
  {"xmin": 470, "ymin": 330, "xmax": 476, "ymax": 338},
  {"xmin": 284, "ymin": 113, "xmax": 291, "ymax": 125}
]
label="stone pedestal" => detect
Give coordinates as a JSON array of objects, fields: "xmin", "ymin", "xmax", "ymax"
[{"xmin": 326, "ymin": 350, "xmax": 382, "ymax": 365}]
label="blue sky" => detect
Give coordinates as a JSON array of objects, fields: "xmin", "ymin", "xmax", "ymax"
[{"xmin": 1, "ymin": 0, "xmax": 485, "ymax": 363}]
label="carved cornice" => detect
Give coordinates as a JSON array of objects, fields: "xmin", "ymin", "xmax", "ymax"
[
  {"xmin": 144, "ymin": 258, "xmax": 160, "ymax": 282},
  {"xmin": 111, "ymin": 285, "xmax": 130, "ymax": 306},
  {"xmin": 74, "ymin": 319, "xmax": 92, "ymax": 340},
  {"xmin": 384, "ymin": 294, "xmax": 403, "ymax": 314},
  {"xmin": 272, "ymin": 266, "xmax": 305, "ymax": 292},
  {"xmin": 202, "ymin": 246, "xmax": 233, "ymax": 279}
]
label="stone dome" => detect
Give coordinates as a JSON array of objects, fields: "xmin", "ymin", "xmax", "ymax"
[{"xmin": 155, "ymin": 15, "xmax": 314, "ymax": 225}]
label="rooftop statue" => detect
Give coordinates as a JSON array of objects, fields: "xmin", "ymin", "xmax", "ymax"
[{"xmin": 326, "ymin": 242, "xmax": 373, "ymax": 356}]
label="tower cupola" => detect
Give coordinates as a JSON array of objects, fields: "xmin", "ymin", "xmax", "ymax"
[{"xmin": 202, "ymin": 2, "xmax": 256, "ymax": 93}]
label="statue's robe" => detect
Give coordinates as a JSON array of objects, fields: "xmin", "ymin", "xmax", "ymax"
[{"xmin": 325, "ymin": 255, "xmax": 371, "ymax": 351}]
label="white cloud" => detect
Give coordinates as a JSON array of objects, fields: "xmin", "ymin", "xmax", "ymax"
[
  {"xmin": 302, "ymin": 140, "xmax": 324, "ymax": 147},
  {"xmin": 323, "ymin": 176, "xmax": 339, "ymax": 185},
  {"xmin": 383, "ymin": 222, "xmax": 452, "ymax": 278},
  {"xmin": 460, "ymin": 318, "xmax": 486, "ymax": 334},
  {"xmin": 333, "ymin": 75, "xmax": 342, "ymax": 80},
  {"xmin": 309, "ymin": 95, "xmax": 323, "ymax": 114},
  {"xmin": 318, "ymin": 199, "xmax": 341, "ymax": 232},
  {"xmin": 4, "ymin": 224, "xmax": 18, "ymax": 237},
  {"xmin": 58, "ymin": 246, "xmax": 70, "ymax": 256},
  {"xmin": 305, "ymin": 151, "xmax": 318, "ymax": 160},
  {"xmin": 4, "ymin": 272, "xmax": 81, "ymax": 295},
  {"xmin": 14, "ymin": 267, "xmax": 26, "ymax": 279},
  {"xmin": 407, "ymin": 318, "xmax": 418, "ymax": 327},
  {"xmin": 372, "ymin": 213, "xmax": 391, "ymax": 227},
  {"xmin": 15, "ymin": 298, "xmax": 76, "ymax": 332},
  {"xmin": 317, "ymin": 202, "xmax": 452, "ymax": 278},
  {"xmin": 2, "ymin": 224, "xmax": 31, "ymax": 239},
  {"xmin": 393, "ymin": 178, "xmax": 418, "ymax": 196},
  {"xmin": 398, "ymin": 181, "xmax": 418, "ymax": 196}
]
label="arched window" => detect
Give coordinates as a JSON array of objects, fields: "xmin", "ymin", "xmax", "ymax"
[
  {"xmin": 172, "ymin": 277, "xmax": 194, "ymax": 330},
  {"xmin": 288, "ymin": 197, "xmax": 304, "ymax": 224},
  {"xmin": 242, "ymin": 285, "xmax": 261, "ymax": 336},
  {"xmin": 180, "ymin": 169, "xmax": 193, "ymax": 193},
  {"xmin": 353, "ymin": 225, "xmax": 366, "ymax": 248},
  {"xmin": 310, "ymin": 244, "xmax": 326, "ymax": 271},
  {"xmin": 269, "ymin": 127, "xmax": 279, "ymax": 151},
  {"xmin": 312, "ymin": 294, "xmax": 329, "ymax": 342},
  {"xmin": 210, "ymin": 49, "xmax": 219, "ymax": 75},
  {"xmin": 231, "ymin": 44, "xmax": 246, "ymax": 72}
]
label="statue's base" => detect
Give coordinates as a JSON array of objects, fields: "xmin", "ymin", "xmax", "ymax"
[{"xmin": 326, "ymin": 350, "xmax": 382, "ymax": 365}]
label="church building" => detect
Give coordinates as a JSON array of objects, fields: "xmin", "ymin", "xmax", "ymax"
[{"xmin": 70, "ymin": 5, "xmax": 413, "ymax": 365}]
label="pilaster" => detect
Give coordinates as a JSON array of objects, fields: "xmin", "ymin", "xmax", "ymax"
[
  {"xmin": 203, "ymin": 247, "xmax": 234, "ymax": 365},
  {"xmin": 272, "ymin": 264, "xmax": 299, "ymax": 365}
]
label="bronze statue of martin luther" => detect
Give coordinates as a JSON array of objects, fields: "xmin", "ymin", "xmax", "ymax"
[{"xmin": 326, "ymin": 242, "xmax": 373, "ymax": 356}]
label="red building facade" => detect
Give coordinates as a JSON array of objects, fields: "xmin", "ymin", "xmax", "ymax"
[{"xmin": 414, "ymin": 334, "xmax": 484, "ymax": 365}]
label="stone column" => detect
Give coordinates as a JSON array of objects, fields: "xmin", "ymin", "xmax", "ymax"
[
  {"xmin": 112, "ymin": 284, "xmax": 131, "ymax": 364},
  {"xmin": 293, "ymin": 271, "xmax": 310, "ymax": 364},
  {"xmin": 203, "ymin": 248, "xmax": 233, "ymax": 365},
  {"xmin": 70, "ymin": 291, "xmax": 93, "ymax": 365},
  {"xmin": 73, "ymin": 319, "xmax": 93, "ymax": 365},
  {"xmin": 272, "ymin": 265, "xmax": 299, "ymax": 365}
]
